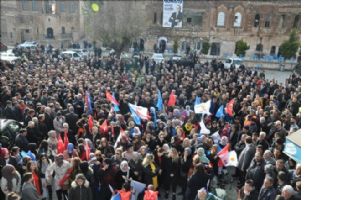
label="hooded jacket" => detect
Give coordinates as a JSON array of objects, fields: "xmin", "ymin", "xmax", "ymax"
[{"xmin": 68, "ymin": 180, "xmax": 93, "ymax": 200}]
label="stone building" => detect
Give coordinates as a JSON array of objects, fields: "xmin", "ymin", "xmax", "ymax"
[
  {"xmin": 142, "ymin": 0, "xmax": 301, "ymax": 58},
  {"xmin": 0, "ymin": 0, "xmax": 83, "ymax": 48}
]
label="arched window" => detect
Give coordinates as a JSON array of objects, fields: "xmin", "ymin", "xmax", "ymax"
[
  {"xmin": 265, "ymin": 15, "xmax": 271, "ymax": 28},
  {"xmin": 254, "ymin": 14, "xmax": 260, "ymax": 27},
  {"xmin": 217, "ymin": 12, "xmax": 225, "ymax": 27},
  {"xmin": 234, "ymin": 12, "xmax": 242, "ymax": 27},
  {"xmin": 293, "ymin": 14, "xmax": 300, "ymax": 28}
]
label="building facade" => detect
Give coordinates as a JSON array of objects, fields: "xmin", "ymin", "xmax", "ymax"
[
  {"xmin": 142, "ymin": 0, "xmax": 301, "ymax": 58},
  {"xmin": 0, "ymin": 0, "xmax": 83, "ymax": 48}
]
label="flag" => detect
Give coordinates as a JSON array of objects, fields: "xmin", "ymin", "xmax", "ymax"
[
  {"xmin": 27, "ymin": 150, "xmax": 36, "ymax": 161},
  {"xmin": 85, "ymin": 141, "xmax": 91, "ymax": 161},
  {"xmin": 128, "ymin": 103, "xmax": 150, "ymax": 122},
  {"xmin": 88, "ymin": 115, "xmax": 94, "ymax": 132},
  {"xmin": 156, "ymin": 90, "xmax": 163, "ymax": 112},
  {"xmin": 225, "ymin": 99, "xmax": 235, "ymax": 117},
  {"xmin": 129, "ymin": 105, "xmax": 141, "ymax": 125},
  {"xmin": 217, "ymin": 143, "xmax": 230, "ymax": 166},
  {"xmin": 150, "ymin": 107, "xmax": 157, "ymax": 128},
  {"xmin": 63, "ymin": 131, "xmax": 69, "ymax": 149},
  {"xmin": 57, "ymin": 134, "xmax": 65, "ymax": 154},
  {"xmin": 194, "ymin": 100, "xmax": 211, "ymax": 115},
  {"xmin": 194, "ymin": 96, "xmax": 201, "ymax": 106},
  {"xmin": 199, "ymin": 118, "xmax": 210, "ymax": 135},
  {"xmin": 215, "ymin": 105, "xmax": 225, "ymax": 118},
  {"xmin": 106, "ymin": 91, "xmax": 120, "ymax": 106},
  {"xmin": 167, "ymin": 91, "xmax": 176, "ymax": 107},
  {"xmin": 226, "ymin": 150, "xmax": 238, "ymax": 167},
  {"xmin": 85, "ymin": 91, "xmax": 93, "ymax": 114},
  {"xmin": 111, "ymin": 193, "xmax": 121, "ymax": 200},
  {"xmin": 211, "ymin": 131, "xmax": 221, "ymax": 144},
  {"xmin": 100, "ymin": 120, "xmax": 108, "ymax": 134},
  {"xmin": 112, "ymin": 92, "xmax": 120, "ymax": 112},
  {"xmin": 130, "ymin": 180, "xmax": 146, "ymax": 200}
]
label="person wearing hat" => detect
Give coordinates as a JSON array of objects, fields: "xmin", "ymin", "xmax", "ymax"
[
  {"xmin": 21, "ymin": 172, "xmax": 41, "ymax": 200},
  {"xmin": 68, "ymin": 173, "xmax": 93, "ymax": 200}
]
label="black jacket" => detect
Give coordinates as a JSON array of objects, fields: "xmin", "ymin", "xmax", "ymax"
[
  {"xmin": 68, "ymin": 180, "xmax": 93, "ymax": 200},
  {"xmin": 185, "ymin": 171, "xmax": 210, "ymax": 200}
]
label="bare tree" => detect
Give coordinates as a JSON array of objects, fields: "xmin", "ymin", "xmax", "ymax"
[{"xmin": 83, "ymin": 1, "xmax": 146, "ymax": 53}]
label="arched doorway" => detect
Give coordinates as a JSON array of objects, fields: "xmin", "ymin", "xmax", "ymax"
[
  {"xmin": 47, "ymin": 27, "xmax": 54, "ymax": 38},
  {"xmin": 158, "ymin": 37, "xmax": 167, "ymax": 53}
]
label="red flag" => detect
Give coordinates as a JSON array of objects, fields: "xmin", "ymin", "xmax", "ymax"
[
  {"xmin": 59, "ymin": 167, "xmax": 73, "ymax": 187},
  {"xmin": 85, "ymin": 141, "xmax": 90, "ymax": 161},
  {"xmin": 217, "ymin": 143, "xmax": 230, "ymax": 167},
  {"xmin": 63, "ymin": 131, "xmax": 69, "ymax": 149},
  {"xmin": 100, "ymin": 120, "xmax": 108, "ymax": 134},
  {"xmin": 88, "ymin": 115, "xmax": 94, "ymax": 132},
  {"xmin": 57, "ymin": 134, "xmax": 65, "ymax": 154},
  {"xmin": 225, "ymin": 99, "xmax": 235, "ymax": 117},
  {"xmin": 106, "ymin": 91, "xmax": 119, "ymax": 105},
  {"xmin": 111, "ymin": 126, "xmax": 115, "ymax": 138},
  {"xmin": 167, "ymin": 91, "xmax": 176, "ymax": 107}
]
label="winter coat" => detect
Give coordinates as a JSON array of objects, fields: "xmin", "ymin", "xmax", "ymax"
[
  {"xmin": 185, "ymin": 171, "xmax": 210, "ymax": 200},
  {"xmin": 0, "ymin": 171, "xmax": 21, "ymax": 196},
  {"xmin": 257, "ymin": 186, "xmax": 277, "ymax": 200},
  {"xmin": 238, "ymin": 143, "xmax": 256, "ymax": 172},
  {"xmin": 68, "ymin": 180, "xmax": 93, "ymax": 200},
  {"xmin": 46, "ymin": 160, "xmax": 71, "ymax": 190},
  {"xmin": 21, "ymin": 182, "xmax": 41, "ymax": 200}
]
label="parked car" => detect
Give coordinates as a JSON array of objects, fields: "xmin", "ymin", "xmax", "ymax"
[
  {"xmin": 101, "ymin": 47, "xmax": 115, "ymax": 57},
  {"xmin": 17, "ymin": 41, "xmax": 38, "ymax": 50},
  {"xmin": 0, "ymin": 49, "xmax": 20, "ymax": 63},
  {"xmin": 0, "ymin": 119, "xmax": 22, "ymax": 148},
  {"xmin": 60, "ymin": 50, "xmax": 83, "ymax": 61},
  {"xmin": 151, "ymin": 53, "xmax": 164, "ymax": 63},
  {"xmin": 223, "ymin": 57, "xmax": 242, "ymax": 69},
  {"xmin": 70, "ymin": 49, "xmax": 89, "ymax": 58},
  {"xmin": 171, "ymin": 54, "xmax": 182, "ymax": 61}
]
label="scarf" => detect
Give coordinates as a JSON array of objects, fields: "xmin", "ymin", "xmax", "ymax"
[{"xmin": 150, "ymin": 163, "xmax": 158, "ymax": 190}]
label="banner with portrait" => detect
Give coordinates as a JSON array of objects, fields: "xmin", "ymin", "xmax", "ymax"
[{"xmin": 163, "ymin": 0, "xmax": 183, "ymax": 28}]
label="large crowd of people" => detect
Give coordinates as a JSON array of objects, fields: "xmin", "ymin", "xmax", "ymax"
[{"xmin": 0, "ymin": 46, "xmax": 301, "ymax": 200}]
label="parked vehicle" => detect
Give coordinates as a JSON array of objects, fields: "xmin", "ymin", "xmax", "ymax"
[
  {"xmin": 70, "ymin": 49, "xmax": 89, "ymax": 58},
  {"xmin": 0, "ymin": 49, "xmax": 20, "ymax": 63},
  {"xmin": 60, "ymin": 50, "xmax": 82, "ymax": 61},
  {"xmin": 101, "ymin": 47, "xmax": 115, "ymax": 57},
  {"xmin": 151, "ymin": 53, "xmax": 164, "ymax": 63},
  {"xmin": 17, "ymin": 41, "xmax": 38, "ymax": 50},
  {"xmin": 0, "ymin": 119, "xmax": 22, "ymax": 148},
  {"xmin": 223, "ymin": 57, "xmax": 242, "ymax": 69}
]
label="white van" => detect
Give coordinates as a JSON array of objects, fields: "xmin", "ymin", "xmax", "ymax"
[
  {"xmin": 60, "ymin": 50, "xmax": 82, "ymax": 61},
  {"xmin": 223, "ymin": 57, "xmax": 242, "ymax": 69}
]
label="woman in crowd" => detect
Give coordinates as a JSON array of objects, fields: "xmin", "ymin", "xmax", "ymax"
[
  {"xmin": 1, "ymin": 164, "xmax": 21, "ymax": 199},
  {"xmin": 68, "ymin": 174, "xmax": 93, "ymax": 200}
]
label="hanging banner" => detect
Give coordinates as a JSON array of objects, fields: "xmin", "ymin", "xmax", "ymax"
[{"xmin": 163, "ymin": 0, "xmax": 183, "ymax": 28}]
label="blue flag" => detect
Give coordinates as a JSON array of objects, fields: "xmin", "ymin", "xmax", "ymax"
[
  {"xmin": 156, "ymin": 90, "xmax": 163, "ymax": 112},
  {"xmin": 111, "ymin": 193, "xmax": 121, "ymax": 200},
  {"xmin": 215, "ymin": 105, "xmax": 225, "ymax": 118},
  {"xmin": 150, "ymin": 107, "xmax": 157, "ymax": 128},
  {"xmin": 194, "ymin": 96, "xmax": 201, "ymax": 106},
  {"xmin": 112, "ymin": 92, "xmax": 120, "ymax": 112},
  {"xmin": 129, "ymin": 104, "xmax": 141, "ymax": 125}
]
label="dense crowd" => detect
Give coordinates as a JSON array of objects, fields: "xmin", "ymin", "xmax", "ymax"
[{"xmin": 0, "ymin": 47, "xmax": 301, "ymax": 200}]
